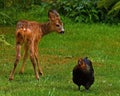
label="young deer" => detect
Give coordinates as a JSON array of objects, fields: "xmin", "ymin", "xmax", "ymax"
[{"xmin": 9, "ymin": 10, "xmax": 64, "ymax": 80}]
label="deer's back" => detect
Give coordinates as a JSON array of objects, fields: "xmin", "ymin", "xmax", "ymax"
[
  {"xmin": 17, "ymin": 20, "xmax": 40, "ymax": 31},
  {"xmin": 16, "ymin": 20, "xmax": 42, "ymax": 44}
]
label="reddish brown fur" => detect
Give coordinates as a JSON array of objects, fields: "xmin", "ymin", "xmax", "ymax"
[{"xmin": 9, "ymin": 10, "xmax": 64, "ymax": 80}]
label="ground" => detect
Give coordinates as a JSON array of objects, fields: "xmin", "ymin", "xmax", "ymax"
[{"xmin": 0, "ymin": 22, "xmax": 120, "ymax": 96}]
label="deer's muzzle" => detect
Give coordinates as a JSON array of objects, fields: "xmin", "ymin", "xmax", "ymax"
[{"xmin": 60, "ymin": 31, "xmax": 64, "ymax": 34}]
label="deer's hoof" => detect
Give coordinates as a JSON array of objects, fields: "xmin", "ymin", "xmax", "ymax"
[
  {"xmin": 19, "ymin": 71, "xmax": 24, "ymax": 74},
  {"xmin": 39, "ymin": 71, "xmax": 43, "ymax": 76},
  {"xmin": 36, "ymin": 76, "xmax": 39, "ymax": 80},
  {"xmin": 9, "ymin": 77, "xmax": 14, "ymax": 81}
]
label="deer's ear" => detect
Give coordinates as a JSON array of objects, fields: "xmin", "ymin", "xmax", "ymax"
[{"xmin": 48, "ymin": 10, "xmax": 59, "ymax": 21}]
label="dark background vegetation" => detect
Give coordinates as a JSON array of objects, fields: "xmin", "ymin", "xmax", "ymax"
[{"xmin": 0, "ymin": 0, "xmax": 120, "ymax": 26}]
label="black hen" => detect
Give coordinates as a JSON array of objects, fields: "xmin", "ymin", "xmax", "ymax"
[{"xmin": 72, "ymin": 57, "xmax": 94, "ymax": 90}]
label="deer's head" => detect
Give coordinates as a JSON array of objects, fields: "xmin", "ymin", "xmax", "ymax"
[{"xmin": 48, "ymin": 10, "xmax": 64, "ymax": 34}]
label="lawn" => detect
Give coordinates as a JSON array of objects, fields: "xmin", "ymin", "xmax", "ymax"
[{"xmin": 0, "ymin": 18, "xmax": 120, "ymax": 96}]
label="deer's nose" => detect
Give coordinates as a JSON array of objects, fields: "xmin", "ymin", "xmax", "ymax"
[
  {"xmin": 60, "ymin": 31, "xmax": 64, "ymax": 34},
  {"xmin": 60, "ymin": 28, "xmax": 64, "ymax": 34}
]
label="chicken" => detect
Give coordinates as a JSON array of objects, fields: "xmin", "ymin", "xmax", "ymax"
[{"xmin": 72, "ymin": 57, "xmax": 94, "ymax": 90}]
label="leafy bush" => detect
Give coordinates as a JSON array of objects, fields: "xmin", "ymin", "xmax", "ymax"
[
  {"xmin": 0, "ymin": 0, "xmax": 120, "ymax": 25},
  {"xmin": 0, "ymin": 1, "xmax": 49, "ymax": 25},
  {"xmin": 0, "ymin": 12, "xmax": 13, "ymax": 25},
  {"xmin": 97, "ymin": 0, "xmax": 120, "ymax": 23},
  {"xmin": 50, "ymin": 0, "xmax": 120, "ymax": 24},
  {"xmin": 50, "ymin": 0, "xmax": 100, "ymax": 23}
]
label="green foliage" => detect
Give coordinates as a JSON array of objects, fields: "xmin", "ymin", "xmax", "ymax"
[
  {"xmin": 50, "ymin": 0, "xmax": 100, "ymax": 23},
  {"xmin": 108, "ymin": 1, "xmax": 120, "ymax": 15},
  {"xmin": 97, "ymin": 0, "xmax": 120, "ymax": 23},
  {"xmin": 97, "ymin": 0, "xmax": 119, "ymax": 9},
  {"xmin": 0, "ymin": 35, "xmax": 11, "ymax": 46},
  {"xmin": 0, "ymin": 0, "xmax": 49, "ymax": 25},
  {"xmin": 0, "ymin": 0, "xmax": 120, "ymax": 25},
  {"xmin": 0, "ymin": 11, "xmax": 13, "ymax": 25},
  {"xmin": 49, "ymin": 0, "xmax": 120, "ymax": 23}
]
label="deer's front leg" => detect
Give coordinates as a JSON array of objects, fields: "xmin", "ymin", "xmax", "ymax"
[
  {"xmin": 9, "ymin": 44, "xmax": 21, "ymax": 80},
  {"xmin": 30, "ymin": 44, "xmax": 39, "ymax": 80}
]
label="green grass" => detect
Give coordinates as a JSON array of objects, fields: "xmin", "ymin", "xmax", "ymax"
[{"xmin": 0, "ymin": 18, "xmax": 120, "ymax": 96}]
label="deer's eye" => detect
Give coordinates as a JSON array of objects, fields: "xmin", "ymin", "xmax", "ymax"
[{"xmin": 56, "ymin": 24, "xmax": 60, "ymax": 27}]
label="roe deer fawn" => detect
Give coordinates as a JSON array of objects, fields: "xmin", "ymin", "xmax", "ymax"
[{"xmin": 9, "ymin": 10, "xmax": 64, "ymax": 80}]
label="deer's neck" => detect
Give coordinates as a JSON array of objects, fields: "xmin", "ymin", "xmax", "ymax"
[{"xmin": 41, "ymin": 22, "xmax": 52, "ymax": 36}]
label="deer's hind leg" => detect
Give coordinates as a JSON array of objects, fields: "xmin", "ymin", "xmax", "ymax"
[
  {"xmin": 19, "ymin": 43, "xmax": 29, "ymax": 74},
  {"xmin": 30, "ymin": 42, "xmax": 39, "ymax": 80},
  {"xmin": 9, "ymin": 43, "xmax": 21, "ymax": 80}
]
